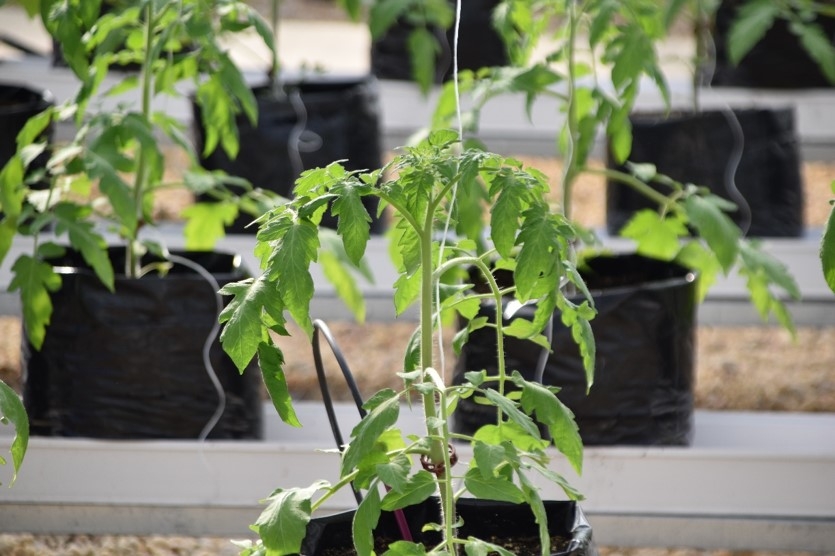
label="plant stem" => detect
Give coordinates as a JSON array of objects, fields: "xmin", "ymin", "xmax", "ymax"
[
  {"xmin": 587, "ymin": 167, "xmax": 675, "ymax": 209},
  {"xmin": 419, "ymin": 201, "xmax": 455, "ymax": 553},
  {"xmin": 128, "ymin": 2, "xmax": 156, "ymax": 278}
]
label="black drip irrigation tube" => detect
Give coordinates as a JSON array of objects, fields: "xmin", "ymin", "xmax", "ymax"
[{"xmin": 311, "ymin": 319, "xmax": 413, "ymax": 541}]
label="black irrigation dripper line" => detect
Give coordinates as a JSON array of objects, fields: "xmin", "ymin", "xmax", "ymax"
[
  {"xmin": 311, "ymin": 319, "xmax": 413, "ymax": 542},
  {"xmin": 312, "ymin": 319, "xmax": 367, "ymax": 505}
]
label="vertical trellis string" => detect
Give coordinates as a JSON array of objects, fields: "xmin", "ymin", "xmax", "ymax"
[{"xmin": 434, "ymin": 0, "xmax": 464, "ymax": 382}]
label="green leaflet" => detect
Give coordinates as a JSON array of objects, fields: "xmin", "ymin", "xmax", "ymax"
[
  {"xmin": 51, "ymin": 203, "xmax": 113, "ymax": 291},
  {"xmin": 514, "ymin": 373, "xmax": 584, "ymax": 475},
  {"xmin": 822, "ymin": 201, "xmax": 835, "ymax": 294},
  {"xmin": 407, "ymin": 26, "xmax": 440, "ymax": 95},
  {"xmin": 683, "ymin": 195, "xmax": 740, "ymax": 273},
  {"xmin": 728, "ymin": 0, "xmax": 780, "ymax": 65},
  {"xmin": 353, "ymin": 483, "xmax": 382, "ymax": 556},
  {"xmin": 182, "ymin": 202, "xmax": 238, "ymax": 250},
  {"xmin": 380, "ymin": 470, "xmax": 436, "ymax": 511},
  {"xmin": 258, "ymin": 342, "xmax": 301, "ymax": 429},
  {"xmin": 9, "ymin": 255, "xmax": 62, "ymax": 351},
  {"xmin": 218, "ymin": 276, "xmax": 280, "ymax": 372},
  {"xmin": 0, "ymin": 381, "xmax": 28, "ymax": 487},
  {"xmin": 793, "ymin": 21, "xmax": 835, "ymax": 85},
  {"xmin": 253, "ymin": 481, "xmax": 329, "ymax": 556},
  {"xmin": 463, "ymin": 466, "xmax": 526, "ymax": 504},
  {"xmin": 341, "ymin": 390, "xmax": 400, "ymax": 477}
]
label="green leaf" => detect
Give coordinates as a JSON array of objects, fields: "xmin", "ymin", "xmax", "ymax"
[
  {"xmin": 514, "ymin": 207, "xmax": 564, "ymax": 301},
  {"xmin": 474, "ymin": 421, "xmax": 549, "ymax": 453},
  {"xmin": 793, "ymin": 21, "xmax": 835, "ymax": 85},
  {"xmin": 675, "ymin": 242, "xmax": 718, "ymax": 302},
  {"xmin": 375, "ymin": 454, "xmax": 411, "ymax": 492},
  {"xmin": 683, "ymin": 195, "xmax": 741, "ymax": 273},
  {"xmin": 368, "ymin": 0, "xmax": 411, "ymax": 38},
  {"xmin": 51, "ymin": 203, "xmax": 113, "ymax": 291},
  {"xmin": 182, "ymin": 202, "xmax": 237, "ymax": 250},
  {"xmin": 463, "ymin": 466, "xmax": 526, "ymax": 504},
  {"xmin": 620, "ymin": 210, "xmax": 686, "ymax": 261},
  {"xmin": 270, "ymin": 220, "xmax": 319, "ymax": 335},
  {"xmin": 393, "ymin": 269, "xmax": 421, "ymax": 316},
  {"xmin": 380, "ymin": 470, "xmax": 436, "ymax": 510},
  {"xmin": 727, "ymin": 0, "xmax": 780, "ymax": 64},
  {"xmin": 517, "ymin": 476, "xmax": 550, "ymax": 555},
  {"xmin": 607, "ymin": 110, "xmax": 633, "ymax": 164},
  {"xmin": 219, "ymin": 276, "xmax": 278, "ymax": 372},
  {"xmin": 9, "ymin": 255, "xmax": 62, "ymax": 351},
  {"xmin": 253, "ymin": 481, "xmax": 329, "ymax": 555},
  {"xmin": 0, "ymin": 157, "xmax": 26, "ymax": 219},
  {"xmin": 556, "ymin": 295, "xmax": 596, "ymax": 390},
  {"xmin": 353, "ymin": 483, "xmax": 382, "ymax": 556},
  {"xmin": 822, "ymin": 201, "xmax": 835, "ymax": 294},
  {"xmin": 514, "ymin": 373, "xmax": 584, "ymax": 475},
  {"xmin": 611, "ymin": 31, "xmax": 652, "ymax": 90},
  {"xmin": 502, "ymin": 317, "xmax": 550, "ymax": 350},
  {"xmin": 738, "ymin": 241, "xmax": 801, "ymax": 332},
  {"xmin": 525, "ymin": 457, "xmax": 584, "ymax": 501},
  {"xmin": 407, "ymin": 26, "xmax": 440, "ymax": 95},
  {"xmin": 481, "ymin": 389, "xmax": 540, "ymax": 439},
  {"xmin": 332, "ymin": 187, "xmax": 371, "ymax": 266},
  {"xmin": 490, "ymin": 179, "xmax": 526, "ymax": 258},
  {"xmin": 342, "ymin": 390, "xmax": 400, "ymax": 476},
  {"xmin": 472, "ymin": 439, "xmax": 518, "ymax": 476},
  {"xmin": 258, "ymin": 342, "xmax": 301, "ymax": 428},
  {"xmin": 463, "ymin": 538, "xmax": 515, "ymax": 556},
  {"xmin": 0, "ymin": 381, "xmax": 28, "ymax": 486}
]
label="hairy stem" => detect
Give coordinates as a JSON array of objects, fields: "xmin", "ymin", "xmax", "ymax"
[{"xmin": 128, "ymin": 2, "xmax": 156, "ymax": 278}]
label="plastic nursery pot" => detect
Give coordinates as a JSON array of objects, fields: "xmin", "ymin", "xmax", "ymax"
[
  {"xmin": 23, "ymin": 247, "xmax": 263, "ymax": 440},
  {"xmin": 301, "ymin": 498, "xmax": 596, "ymax": 556},
  {"xmin": 192, "ymin": 75, "xmax": 385, "ymax": 234},
  {"xmin": 606, "ymin": 108, "xmax": 804, "ymax": 238},
  {"xmin": 708, "ymin": 0, "xmax": 835, "ymax": 89},
  {"xmin": 0, "ymin": 83, "xmax": 54, "ymax": 182},
  {"xmin": 370, "ymin": 0, "xmax": 509, "ymax": 84},
  {"xmin": 453, "ymin": 253, "xmax": 698, "ymax": 446}
]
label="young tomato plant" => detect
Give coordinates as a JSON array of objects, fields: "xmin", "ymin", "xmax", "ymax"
[{"xmin": 220, "ymin": 129, "xmax": 596, "ymax": 556}]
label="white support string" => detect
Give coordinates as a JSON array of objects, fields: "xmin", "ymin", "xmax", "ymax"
[{"xmin": 434, "ymin": 0, "xmax": 465, "ymax": 382}]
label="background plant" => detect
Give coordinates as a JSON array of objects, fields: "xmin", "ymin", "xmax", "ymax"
[
  {"xmin": 221, "ymin": 129, "xmax": 596, "ymax": 556},
  {"xmin": 723, "ymin": 0, "xmax": 835, "ymax": 83},
  {"xmin": 0, "ymin": 0, "xmax": 277, "ymax": 350},
  {"xmin": 429, "ymin": 0, "xmax": 800, "ymax": 331}
]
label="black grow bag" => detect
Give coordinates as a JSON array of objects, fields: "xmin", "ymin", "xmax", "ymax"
[
  {"xmin": 371, "ymin": 0, "xmax": 509, "ymax": 84},
  {"xmin": 453, "ymin": 254, "xmax": 698, "ymax": 446},
  {"xmin": 192, "ymin": 76, "xmax": 384, "ymax": 234},
  {"xmin": 301, "ymin": 498, "xmax": 595, "ymax": 556},
  {"xmin": 606, "ymin": 108, "xmax": 804, "ymax": 238},
  {"xmin": 23, "ymin": 247, "xmax": 262, "ymax": 439},
  {"xmin": 0, "ymin": 83, "xmax": 53, "ymax": 182},
  {"xmin": 708, "ymin": 0, "xmax": 835, "ymax": 89}
]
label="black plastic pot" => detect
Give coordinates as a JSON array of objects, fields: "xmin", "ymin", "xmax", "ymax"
[
  {"xmin": 0, "ymin": 83, "xmax": 53, "ymax": 181},
  {"xmin": 708, "ymin": 0, "xmax": 835, "ymax": 89},
  {"xmin": 192, "ymin": 76, "xmax": 384, "ymax": 234},
  {"xmin": 453, "ymin": 254, "xmax": 698, "ymax": 446},
  {"xmin": 23, "ymin": 247, "xmax": 263, "ymax": 439},
  {"xmin": 371, "ymin": 0, "xmax": 509, "ymax": 84},
  {"xmin": 606, "ymin": 108, "xmax": 804, "ymax": 238},
  {"xmin": 301, "ymin": 498, "xmax": 595, "ymax": 556}
]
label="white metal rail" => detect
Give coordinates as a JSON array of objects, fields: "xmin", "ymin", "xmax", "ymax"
[{"xmin": 2, "ymin": 403, "xmax": 834, "ymax": 551}]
